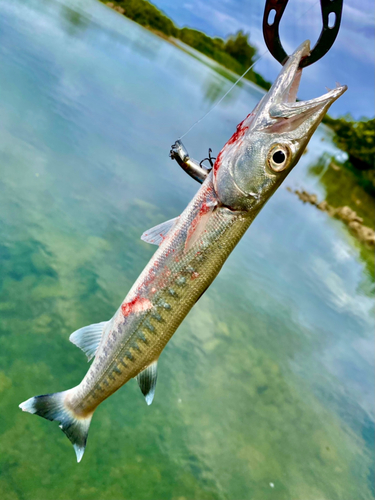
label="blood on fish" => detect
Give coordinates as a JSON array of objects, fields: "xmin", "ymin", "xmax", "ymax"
[
  {"xmin": 185, "ymin": 201, "xmax": 212, "ymax": 247},
  {"xmin": 121, "ymin": 297, "xmax": 152, "ymax": 317},
  {"xmin": 226, "ymin": 115, "xmax": 251, "ymax": 146},
  {"xmin": 213, "ymin": 150, "xmax": 224, "ymax": 179},
  {"xmin": 200, "ymin": 202, "xmax": 211, "ymax": 216},
  {"xmin": 226, "ymin": 125, "xmax": 248, "ymax": 146},
  {"xmin": 213, "ymin": 113, "xmax": 253, "ymax": 178}
]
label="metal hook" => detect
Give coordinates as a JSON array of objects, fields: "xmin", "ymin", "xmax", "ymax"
[
  {"xmin": 263, "ymin": 0, "xmax": 343, "ymax": 68},
  {"xmin": 199, "ymin": 148, "xmax": 216, "ymax": 169}
]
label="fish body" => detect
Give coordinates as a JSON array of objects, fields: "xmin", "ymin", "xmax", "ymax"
[
  {"xmin": 20, "ymin": 41, "xmax": 347, "ymax": 462},
  {"xmin": 70, "ymin": 177, "xmax": 252, "ymax": 417}
]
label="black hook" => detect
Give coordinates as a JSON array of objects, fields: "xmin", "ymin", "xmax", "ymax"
[
  {"xmin": 263, "ymin": 0, "xmax": 343, "ymax": 68},
  {"xmin": 199, "ymin": 148, "xmax": 216, "ymax": 170}
]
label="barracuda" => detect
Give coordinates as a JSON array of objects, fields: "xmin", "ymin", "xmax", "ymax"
[{"xmin": 19, "ymin": 41, "xmax": 347, "ymax": 462}]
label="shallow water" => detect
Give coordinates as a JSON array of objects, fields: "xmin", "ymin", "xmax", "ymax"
[{"xmin": 0, "ymin": 1, "xmax": 373, "ymax": 499}]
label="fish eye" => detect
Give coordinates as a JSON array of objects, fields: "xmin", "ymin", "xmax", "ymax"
[{"xmin": 267, "ymin": 144, "xmax": 291, "ymax": 172}]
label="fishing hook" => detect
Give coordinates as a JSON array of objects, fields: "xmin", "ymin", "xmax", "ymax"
[
  {"xmin": 263, "ymin": 0, "xmax": 343, "ymax": 67},
  {"xmin": 199, "ymin": 148, "xmax": 216, "ymax": 169}
]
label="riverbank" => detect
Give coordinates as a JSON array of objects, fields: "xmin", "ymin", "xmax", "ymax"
[
  {"xmin": 323, "ymin": 115, "xmax": 375, "ymax": 196},
  {"xmin": 290, "ymin": 187, "xmax": 375, "ymax": 247},
  {"xmin": 290, "ymin": 155, "xmax": 375, "ymax": 278}
]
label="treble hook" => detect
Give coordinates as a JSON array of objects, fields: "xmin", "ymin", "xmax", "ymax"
[
  {"xmin": 263, "ymin": 0, "xmax": 343, "ymax": 68},
  {"xmin": 199, "ymin": 148, "xmax": 216, "ymax": 169}
]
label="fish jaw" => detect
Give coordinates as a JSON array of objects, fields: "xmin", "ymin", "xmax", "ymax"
[{"xmin": 213, "ymin": 40, "xmax": 347, "ymax": 212}]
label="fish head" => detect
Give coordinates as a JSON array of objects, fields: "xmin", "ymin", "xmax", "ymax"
[{"xmin": 213, "ymin": 40, "xmax": 347, "ymax": 211}]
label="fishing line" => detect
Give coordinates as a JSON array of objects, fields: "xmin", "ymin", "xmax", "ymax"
[
  {"xmin": 178, "ymin": 0, "xmax": 320, "ymax": 141},
  {"xmin": 178, "ymin": 52, "xmax": 267, "ymax": 140}
]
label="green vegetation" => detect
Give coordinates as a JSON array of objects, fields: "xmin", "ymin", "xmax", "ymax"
[
  {"xmin": 323, "ymin": 115, "xmax": 375, "ymax": 195},
  {"xmin": 102, "ymin": 0, "xmax": 272, "ymax": 90},
  {"xmin": 309, "ymin": 154, "xmax": 375, "ymax": 277}
]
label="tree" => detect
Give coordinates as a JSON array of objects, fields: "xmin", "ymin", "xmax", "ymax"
[{"xmin": 224, "ymin": 31, "xmax": 256, "ymax": 68}]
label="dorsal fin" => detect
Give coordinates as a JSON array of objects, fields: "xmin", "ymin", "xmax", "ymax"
[
  {"xmin": 141, "ymin": 217, "xmax": 178, "ymax": 246},
  {"xmin": 69, "ymin": 321, "xmax": 107, "ymax": 361},
  {"xmin": 136, "ymin": 360, "xmax": 158, "ymax": 405}
]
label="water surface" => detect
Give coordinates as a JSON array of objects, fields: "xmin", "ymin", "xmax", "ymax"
[{"xmin": 0, "ymin": 1, "xmax": 373, "ymax": 499}]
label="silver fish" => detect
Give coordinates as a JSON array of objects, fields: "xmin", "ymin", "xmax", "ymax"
[{"xmin": 19, "ymin": 41, "xmax": 347, "ymax": 462}]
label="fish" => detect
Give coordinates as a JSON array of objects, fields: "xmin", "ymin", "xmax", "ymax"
[{"xmin": 19, "ymin": 40, "xmax": 347, "ymax": 462}]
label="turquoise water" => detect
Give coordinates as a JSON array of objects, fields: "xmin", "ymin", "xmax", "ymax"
[{"xmin": 0, "ymin": 1, "xmax": 373, "ymax": 499}]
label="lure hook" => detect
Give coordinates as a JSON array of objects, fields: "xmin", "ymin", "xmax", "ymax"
[
  {"xmin": 263, "ymin": 0, "xmax": 343, "ymax": 68},
  {"xmin": 199, "ymin": 148, "xmax": 216, "ymax": 169}
]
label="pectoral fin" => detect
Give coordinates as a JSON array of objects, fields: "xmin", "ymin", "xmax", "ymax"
[
  {"xmin": 141, "ymin": 217, "xmax": 178, "ymax": 246},
  {"xmin": 136, "ymin": 360, "xmax": 158, "ymax": 405},
  {"xmin": 185, "ymin": 202, "xmax": 216, "ymax": 252},
  {"xmin": 69, "ymin": 321, "xmax": 108, "ymax": 361}
]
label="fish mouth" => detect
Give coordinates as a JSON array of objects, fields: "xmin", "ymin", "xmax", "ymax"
[
  {"xmin": 281, "ymin": 40, "xmax": 311, "ymax": 103},
  {"xmin": 268, "ymin": 40, "xmax": 347, "ymax": 119}
]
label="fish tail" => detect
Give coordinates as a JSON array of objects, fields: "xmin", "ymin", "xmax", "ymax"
[{"xmin": 19, "ymin": 390, "xmax": 92, "ymax": 463}]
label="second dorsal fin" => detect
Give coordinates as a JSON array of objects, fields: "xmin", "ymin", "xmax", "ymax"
[
  {"xmin": 141, "ymin": 217, "xmax": 178, "ymax": 246},
  {"xmin": 69, "ymin": 321, "xmax": 108, "ymax": 361}
]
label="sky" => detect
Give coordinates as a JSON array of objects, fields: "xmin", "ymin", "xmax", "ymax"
[{"xmin": 152, "ymin": 0, "xmax": 374, "ymax": 119}]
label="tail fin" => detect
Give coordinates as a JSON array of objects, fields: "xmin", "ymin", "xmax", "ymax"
[{"xmin": 19, "ymin": 391, "xmax": 92, "ymax": 462}]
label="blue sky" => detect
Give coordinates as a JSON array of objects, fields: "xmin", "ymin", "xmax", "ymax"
[{"xmin": 153, "ymin": 0, "xmax": 374, "ymax": 119}]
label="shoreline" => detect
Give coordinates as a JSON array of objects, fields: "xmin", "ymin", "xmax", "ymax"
[
  {"xmin": 102, "ymin": 0, "xmax": 271, "ymax": 94},
  {"xmin": 288, "ymin": 187, "xmax": 375, "ymax": 247}
]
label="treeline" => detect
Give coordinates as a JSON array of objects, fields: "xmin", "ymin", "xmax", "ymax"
[
  {"xmin": 323, "ymin": 115, "xmax": 375, "ymax": 195},
  {"xmin": 103, "ymin": 0, "xmax": 271, "ymax": 90}
]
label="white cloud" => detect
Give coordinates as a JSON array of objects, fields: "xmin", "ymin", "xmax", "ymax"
[
  {"xmin": 311, "ymin": 256, "xmax": 373, "ymax": 324},
  {"xmin": 159, "ymin": 0, "xmax": 374, "ymax": 117}
]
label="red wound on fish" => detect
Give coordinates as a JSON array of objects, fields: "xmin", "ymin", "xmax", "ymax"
[
  {"xmin": 121, "ymin": 297, "xmax": 152, "ymax": 316},
  {"xmin": 213, "ymin": 150, "xmax": 224, "ymax": 179},
  {"xmin": 213, "ymin": 113, "xmax": 253, "ymax": 179},
  {"xmin": 185, "ymin": 201, "xmax": 214, "ymax": 251}
]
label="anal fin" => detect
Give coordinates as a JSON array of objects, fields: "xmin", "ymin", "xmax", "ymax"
[{"xmin": 136, "ymin": 360, "xmax": 158, "ymax": 405}]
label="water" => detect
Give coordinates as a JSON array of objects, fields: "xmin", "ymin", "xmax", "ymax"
[{"xmin": 0, "ymin": 1, "xmax": 373, "ymax": 499}]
